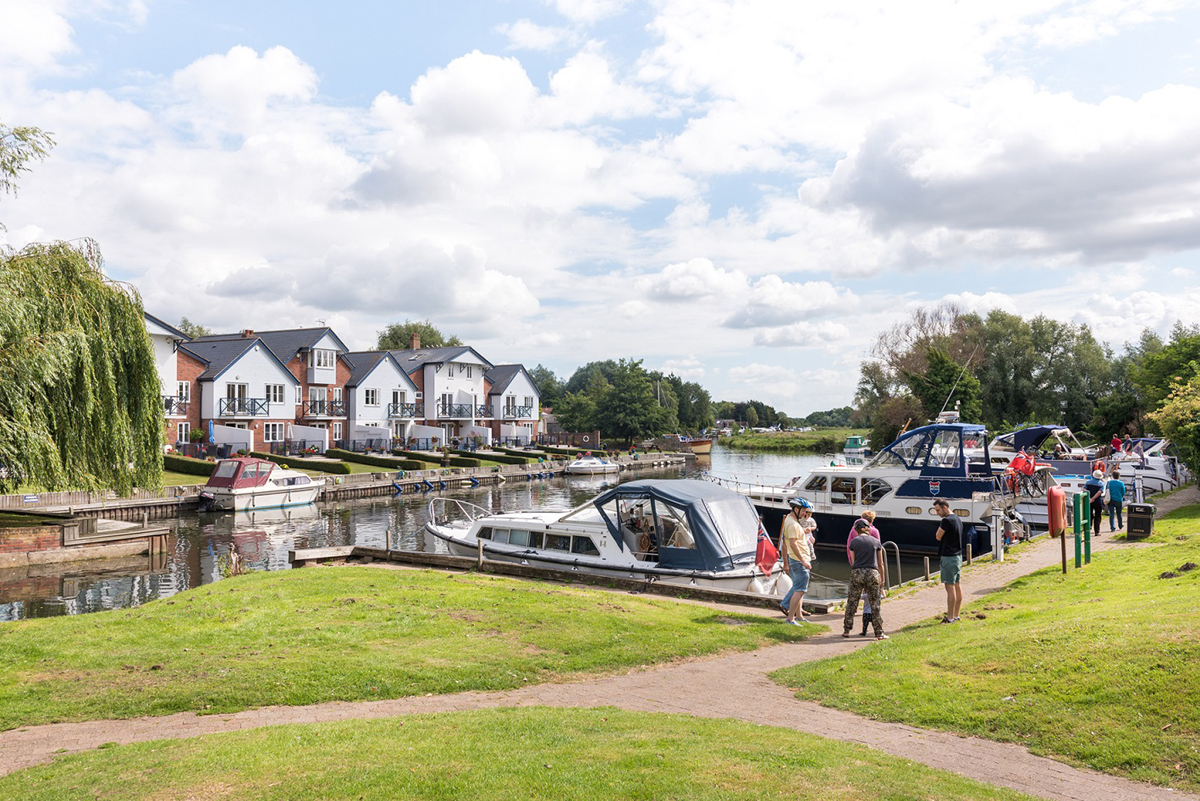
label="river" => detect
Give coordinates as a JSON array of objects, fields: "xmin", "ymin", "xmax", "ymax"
[{"xmin": 0, "ymin": 447, "xmax": 925, "ymax": 621}]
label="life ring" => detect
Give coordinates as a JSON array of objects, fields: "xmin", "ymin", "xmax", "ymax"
[
  {"xmin": 1092, "ymin": 459, "xmax": 1105, "ymax": 474},
  {"xmin": 1047, "ymin": 485, "xmax": 1066, "ymax": 537},
  {"xmin": 583, "ymin": 436, "xmax": 590, "ymax": 443}
]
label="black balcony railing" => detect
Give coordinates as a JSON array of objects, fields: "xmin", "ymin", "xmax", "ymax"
[
  {"xmin": 437, "ymin": 402, "xmax": 475, "ymax": 418},
  {"xmin": 218, "ymin": 397, "xmax": 269, "ymax": 417},
  {"xmin": 475, "ymin": 404, "xmax": 491, "ymax": 418},
  {"xmin": 301, "ymin": 399, "xmax": 346, "ymax": 417},
  {"xmin": 502, "ymin": 405, "xmax": 533, "ymax": 419},
  {"xmin": 162, "ymin": 395, "xmax": 189, "ymax": 416},
  {"xmin": 388, "ymin": 402, "xmax": 419, "ymax": 418}
]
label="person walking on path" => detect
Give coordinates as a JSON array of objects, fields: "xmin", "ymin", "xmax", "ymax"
[
  {"xmin": 779, "ymin": 497, "xmax": 814, "ymax": 625},
  {"xmin": 933, "ymin": 498, "xmax": 964, "ymax": 623},
  {"xmin": 843, "ymin": 520, "xmax": 887, "ymax": 640},
  {"xmin": 1106, "ymin": 469, "xmax": 1126, "ymax": 532},
  {"xmin": 1085, "ymin": 469, "xmax": 1105, "ymax": 536},
  {"xmin": 845, "ymin": 509, "xmax": 879, "ymax": 564}
]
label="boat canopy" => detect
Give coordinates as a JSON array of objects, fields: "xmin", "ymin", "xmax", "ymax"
[
  {"xmin": 591, "ymin": 479, "xmax": 760, "ymax": 572},
  {"xmin": 995, "ymin": 425, "xmax": 1070, "ymax": 452},
  {"xmin": 868, "ymin": 423, "xmax": 990, "ymax": 478},
  {"xmin": 204, "ymin": 457, "xmax": 275, "ymax": 490}
]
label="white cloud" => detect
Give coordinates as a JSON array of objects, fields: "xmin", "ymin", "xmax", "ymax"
[
  {"xmin": 497, "ymin": 19, "xmax": 576, "ymax": 51},
  {"xmin": 725, "ymin": 276, "xmax": 855, "ymax": 327},
  {"xmin": 753, "ymin": 321, "xmax": 851, "ymax": 348},
  {"xmin": 548, "ymin": 0, "xmax": 629, "ymax": 24},
  {"xmin": 659, "ymin": 356, "xmax": 706, "ymax": 380},
  {"xmin": 171, "ymin": 46, "xmax": 318, "ymax": 134},
  {"xmin": 636, "ymin": 257, "xmax": 746, "ymax": 300}
]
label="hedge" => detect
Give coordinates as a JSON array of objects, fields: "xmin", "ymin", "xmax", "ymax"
[
  {"xmin": 390, "ymin": 450, "xmax": 442, "ymax": 465},
  {"xmin": 163, "ymin": 453, "xmax": 217, "ymax": 477},
  {"xmin": 449, "ymin": 449, "xmax": 530, "ymax": 465},
  {"xmin": 326, "ymin": 448, "xmax": 426, "ymax": 471},
  {"xmin": 538, "ymin": 445, "xmax": 591, "ymax": 457},
  {"xmin": 389, "ymin": 450, "xmax": 482, "ymax": 469},
  {"xmin": 249, "ymin": 451, "xmax": 352, "ymax": 474}
]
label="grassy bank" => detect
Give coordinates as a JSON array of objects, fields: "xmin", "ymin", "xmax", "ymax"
[
  {"xmin": 723, "ymin": 428, "xmax": 867, "ymax": 453},
  {"xmin": 773, "ymin": 508, "xmax": 1200, "ymax": 791},
  {"xmin": 0, "ymin": 708, "xmax": 1033, "ymax": 800},
  {"xmin": 0, "ymin": 567, "xmax": 811, "ymax": 729}
]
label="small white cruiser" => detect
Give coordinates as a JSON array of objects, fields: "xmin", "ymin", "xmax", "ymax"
[
  {"xmin": 198, "ymin": 457, "xmax": 324, "ymax": 512},
  {"xmin": 425, "ymin": 479, "xmax": 790, "ymax": 597}
]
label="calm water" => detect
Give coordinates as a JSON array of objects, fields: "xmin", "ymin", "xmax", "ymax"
[{"xmin": 0, "ymin": 446, "xmax": 921, "ymax": 620}]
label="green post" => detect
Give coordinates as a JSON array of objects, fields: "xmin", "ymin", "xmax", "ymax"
[
  {"xmin": 1084, "ymin": 501, "xmax": 1092, "ymax": 565},
  {"xmin": 1080, "ymin": 489, "xmax": 1089, "ymax": 568}
]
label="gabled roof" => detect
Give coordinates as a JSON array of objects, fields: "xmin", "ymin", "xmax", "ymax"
[
  {"xmin": 178, "ymin": 338, "xmax": 300, "ymax": 383},
  {"xmin": 343, "ymin": 351, "xmax": 418, "ymax": 390},
  {"xmin": 385, "ymin": 345, "xmax": 494, "ymax": 375},
  {"xmin": 144, "ymin": 312, "xmax": 189, "ymax": 341},
  {"xmin": 195, "ymin": 327, "xmax": 352, "ymax": 367},
  {"xmin": 484, "ymin": 364, "xmax": 537, "ymax": 397}
]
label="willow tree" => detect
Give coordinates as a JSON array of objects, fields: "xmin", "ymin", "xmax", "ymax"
[{"xmin": 0, "ymin": 239, "xmax": 163, "ymax": 493}]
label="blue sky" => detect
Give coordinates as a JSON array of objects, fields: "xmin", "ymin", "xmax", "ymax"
[{"xmin": 3, "ymin": 0, "xmax": 1200, "ymax": 416}]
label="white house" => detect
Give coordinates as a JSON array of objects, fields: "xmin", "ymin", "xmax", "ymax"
[
  {"xmin": 344, "ymin": 351, "xmax": 421, "ymax": 446},
  {"xmin": 485, "ymin": 364, "xmax": 541, "ymax": 445}
]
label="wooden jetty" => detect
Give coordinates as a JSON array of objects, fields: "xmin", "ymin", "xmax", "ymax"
[{"xmin": 289, "ymin": 543, "xmax": 831, "ymax": 614}]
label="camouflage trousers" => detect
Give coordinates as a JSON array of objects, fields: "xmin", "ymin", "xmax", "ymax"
[{"xmin": 843, "ymin": 568, "xmax": 884, "ymax": 637}]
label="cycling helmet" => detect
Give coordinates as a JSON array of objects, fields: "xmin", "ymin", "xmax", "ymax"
[{"xmin": 788, "ymin": 496, "xmax": 813, "ymax": 510}]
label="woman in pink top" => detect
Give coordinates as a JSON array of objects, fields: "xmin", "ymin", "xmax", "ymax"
[{"xmin": 847, "ymin": 509, "xmax": 880, "ymax": 563}]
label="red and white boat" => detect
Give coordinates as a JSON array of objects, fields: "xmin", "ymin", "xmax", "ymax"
[{"xmin": 198, "ymin": 457, "xmax": 324, "ymax": 511}]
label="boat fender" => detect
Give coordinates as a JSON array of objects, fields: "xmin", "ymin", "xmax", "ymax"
[
  {"xmin": 747, "ymin": 576, "xmax": 768, "ymax": 595},
  {"xmin": 469, "ymin": 477, "xmax": 479, "ymax": 486},
  {"xmin": 1047, "ymin": 485, "xmax": 1067, "ymax": 537},
  {"xmin": 439, "ymin": 480, "xmax": 447, "ymax": 489},
  {"xmin": 422, "ymin": 479, "xmax": 434, "ymax": 491}
]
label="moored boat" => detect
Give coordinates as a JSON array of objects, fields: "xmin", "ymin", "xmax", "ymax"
[
  {"xmin": 198, "ymin": 457, "xmax": 324, "ymax": 511},
  {"xmin": 564, "ymin": 455, "xmax": 620, "ymax": 475},
  {"xmin": 424, "ymin": 479, "xmax": 791, "ymax": 597}
]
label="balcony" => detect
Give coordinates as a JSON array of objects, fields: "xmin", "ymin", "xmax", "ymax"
[
  {"xmin": 475, "ymin": 404, "xmax": 491, "ymax": 418},
  {"xmin": 501, "ymin": 405, "xmax": 534, "ymax": 419},
  {"xmin": 388, "ymin": 402, "xmax": 419, "ymax": 418},
  {"xmin": 437, "ymin": 402, "xmax": 476, "ymax": 419},
  {"xmin": 162, "ymin": 395, "xmax": 189, "ymax": 416},
  {"xmin": 301, "ymin": 399, "xmax": 346, "ymax": 418},
  {"xmin": 218, "ymin": 397, "xmax": 269, "ymax": 417}
]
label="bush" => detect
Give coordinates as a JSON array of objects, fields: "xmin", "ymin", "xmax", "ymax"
[
  {"xmin": 249, "ymin": 451, "xmax": 351, "ymax": 475},
  {"xmin": 326, "ymin": 448, "xmax": 425, "ymax": 471},
  {"xmin": 163, "ymin": 453, "xmax": 216, "ymax": 477}
]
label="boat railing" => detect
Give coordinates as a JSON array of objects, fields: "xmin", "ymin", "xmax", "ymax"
[
  {"xmin": 427, "ymin": 497, "xmax": 494, "ymax": 527},
  {"xmin": 881, "ymin": 541, "xmax": 902, "ymax": 589}
]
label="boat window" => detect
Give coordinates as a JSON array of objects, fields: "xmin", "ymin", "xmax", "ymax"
[
  {"xmin": 925, "ymin": 430, "xmax": 961, "ymax": 469},
  {"xmin": 546, "ymin": 534, "xmax": 571, "ymax": 552},
  {"xmin": 868, "ymin": 450, "xmax": 905, "ymax": 468},
  {"xmin": 804, "ymin": 475, "xmax": 828, "ymax": 492},
  {"xmin": 493, "ymin": 528, "xmax": 510, "ymax": 544},
  {"xmin": 509, "ymin": 530, "xmax": 529, "ymax": 547},
  {"xmin": 905, "ymin": 506, "xmax": 923, "ymax": 515},
  {"xmin": 880, "ymin": 429, "xmax": 934, "ymax": 468},
  {"xmin": 528, "ymin": 532, "xmax": 543, "ymax": 549},
  {"xmin": 477, "ymin": 527, "xmax": 493, "ymax": 540},
  {"xmin": 213, "ymin": 461, "xmax": 240, "ymax": 479},
  {"xmin": 570, "ymin": 536, "xmax": 599, "ymax": 556},
  {"xmin": 293, "ymin": 475, "xmax": 311, "ymax": 486},
  {"xmin": 830, "ymin": 477, "xmax": 857, "ymax": 504},
  {"xmin": 991, "ymin": 438, "xmax": 1017, "ymax": 454},
  {"xmin": 861, "ymin": 479, "xmax": 891, "ymax": 506},
  {"xmin": 704, "ymin": 497, "xmax": 758, "ymax": 554},
  {"xmin": 657, "ymin": 503, "xmax": 697, "ymax": 550}
]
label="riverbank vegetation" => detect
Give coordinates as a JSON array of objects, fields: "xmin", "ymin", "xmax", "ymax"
[
  {"xmin": 0, "ymin": 708, "xmax": 1034, "ymax": 800},
  {"xmin": 0, "ymin": 567, "xmax": 811, "ymax": 729},
  {"xmin": 722, "ymin": 428, "xmax": 869, "ymax": 453},
  {"xmin": 773, "ymin": 510, "xmax": 1200, "ymax": 792}
]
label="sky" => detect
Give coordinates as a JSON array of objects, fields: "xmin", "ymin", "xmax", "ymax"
[{"xmin": 3, "ymin": 0, "xmax": 1200, "ymax": 417}]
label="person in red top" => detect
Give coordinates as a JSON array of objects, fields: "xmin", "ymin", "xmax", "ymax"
[{"xmin": 1110, "ymin": 434, "xmax": 1121, "ymax": 455}]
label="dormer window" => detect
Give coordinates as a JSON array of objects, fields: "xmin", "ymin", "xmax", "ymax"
[{"xmin": 310, "ymin": 349, "xmax": 336, "ymax": 369}]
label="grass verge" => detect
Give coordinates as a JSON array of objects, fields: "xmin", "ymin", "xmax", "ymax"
[
  {"xmin": 724, "ymin": 428, "xmax": 867, "ymax": 453},
  {"xmin": 773, "ymin": 515, "xmax": 1200, "ymax": 791},
  {"xmin": 0, "ymin": 567, "xmax": 811, "ymax": 729},
  {"xmin": 0, "ymin": 708, "xmax": 1033, "ymax": 800}
]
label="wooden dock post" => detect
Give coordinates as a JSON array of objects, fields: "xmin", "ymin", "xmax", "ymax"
[{"xmin": 966, "ymin": 543, "xmax": 972, "ymax": 566}]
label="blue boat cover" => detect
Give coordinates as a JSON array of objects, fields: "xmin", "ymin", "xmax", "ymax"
[
  {"xmin": 592, "ymin": 479, "xmax": 760, "ymax": 572},
  {"xmin": 998, "ymin": 425, "xmax": 1068, "ymax": 451}
]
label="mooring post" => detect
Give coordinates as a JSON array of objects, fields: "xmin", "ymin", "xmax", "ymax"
[
  {"xmin": 924, "ymin": 556, "xmax": 930, "ymax": 582},
  {"xmin": 1084, "ymin": 507, "xmax": 1092, "ymax": 565},
  {"xmin": 966, "ymin": 543, "xmax": 972, "ymax": 566},
  {"xmin": 1073, "ymin": 492, "xmax": 1084, "ymax": 569}
]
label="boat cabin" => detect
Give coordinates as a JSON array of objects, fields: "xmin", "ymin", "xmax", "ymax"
[{"xmin": 204, "ymin": 457, "xmax": 312, "ymax": 490}]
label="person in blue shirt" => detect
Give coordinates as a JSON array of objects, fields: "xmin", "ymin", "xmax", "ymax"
[
  {"xmin": 1106, "ymin": 469, "xmax": 1127, "ymax": 532},
  {"xmin": 1084, "ymin": 470, "xmax": 1105, "ymax": 536}
]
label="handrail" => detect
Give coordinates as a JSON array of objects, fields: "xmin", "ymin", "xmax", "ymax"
[
  {"xmin": 881, "ymin": 541, "xmax": 902, "ymax": 589},
  {"xmin": 218, "ymin": 397, "xmax": 269, "ymax": 417},
  {"xmin": 427, "ymin": 496, "xmax": 494, "ymax": 526}
]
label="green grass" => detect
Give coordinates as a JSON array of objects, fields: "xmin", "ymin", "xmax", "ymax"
[
  {"xmin": 0, "ymin": 567, "xmax": 812, "ymax": 730},
  {"xmin": 774, "ymin": 517, "xmax": 1200, "ymax": 791},
  {"xmin": 724, "ymin": 428, "xmax": 868, "ymax": 453},
  {"xmin": 0, "ymin": 708, "xmax": 1033, "ymax": 800},
  {"xmin": 1113, "ymin": 497, "xmax": 1200, "ymax": 544}
]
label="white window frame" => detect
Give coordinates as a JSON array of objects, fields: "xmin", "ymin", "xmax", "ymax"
[
  {"xmin": 332, "ymin": 422, "xmax": 343, "ymax": 440},
  {"xmin": 331, "ymin": 387, "xmax": 343, "ymax": 403},
  {"xmin": 365, "ymin": 388, "xmax": 379, "ymax": 406},
  {"xmin": 176, "ymin": 422, "xmax": 190, "ymax": 443},
  {"xmin": 176, "ymin": 381, "xmax": 190, "ymax": 401},
  {"xmin": 466, "ymin": 365, "xmax": 472, "ymax": 378},
  {"xmin": 310, "ymin": 349, "xmax": 336, "ymax": 369},
  {"xmin": 310, "ymin": 387, "xmax": 327, "ymax": 403},
  {"xmin": 264, "ymin": 422, "xmax": 285, "ymax": 442},
  {"xmin": 265, "ymin": 384, "xmax": 285, "ymax": 404}
]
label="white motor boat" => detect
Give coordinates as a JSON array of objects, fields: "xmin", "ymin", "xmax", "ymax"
[
  {"xmin": 563, "ymin": 455, "xmax": 620, "ymax": 475},
  {"xmin": 198, "ymin": 457, "xmax": 324, "ymax": 511},
  {"xmin": 713, "ymin": 422, "xmax": 1018, "ymax": 555},
  {"xmin": 1106, "ymin": 438, "xmax": 1190, "ymax": 494},
  {"xmin": 424, "ymin": 479, "xmax": 791, "ymax": 597}
]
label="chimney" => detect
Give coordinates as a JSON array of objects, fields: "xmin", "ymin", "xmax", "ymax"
[
  {"xmin": 410, "ymin": 332, "xmax": 420, "ymax": 350},
  {"xmin": 241, "ymin": 329, "xmax": 255, "ymax": 339}
]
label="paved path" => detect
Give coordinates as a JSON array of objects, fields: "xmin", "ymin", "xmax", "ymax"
[{"xmin": 2, "ymin": 488, "xmax": 1197, "ymax": 800}]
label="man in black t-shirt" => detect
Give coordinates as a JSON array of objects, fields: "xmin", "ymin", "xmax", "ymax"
[{"xmin": 933, "ymin": 498, "xmax": 964, "ymax": 623}]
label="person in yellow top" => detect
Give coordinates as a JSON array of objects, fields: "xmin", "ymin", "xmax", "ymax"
[{"xmin": 779, "ymin": 497, "xmax": 814, "ymax": 625}]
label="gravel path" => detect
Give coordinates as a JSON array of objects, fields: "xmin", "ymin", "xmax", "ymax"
[{"xmin": 2, "ymin": 487, "xmax": 1196, "ymax": 800}]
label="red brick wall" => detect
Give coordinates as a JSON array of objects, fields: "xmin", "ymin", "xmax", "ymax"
[
  {"xmin": 0, "ymin": 526, "xmax": 61, "ymax": 554},
  {"xmin": 175, "ymin": 350, "xmax": 207, "ymax": 445},
  {"xmin": 283, "ymin": 354, "xmax": 352, "ymax": 427}
]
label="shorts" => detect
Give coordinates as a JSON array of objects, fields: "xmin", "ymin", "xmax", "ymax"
[
  {"xmin": 788, "ymin": 561, "xmax": 811, "ymax": 593},
  {"xmin": 940, "ymin": 555, "xmax": 962, "ymax": 584}
]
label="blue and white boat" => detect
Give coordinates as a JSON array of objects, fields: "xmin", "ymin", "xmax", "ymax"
[{"xmin": 716, "ymin": 422, "xmax": 1006, "ymax": 555}]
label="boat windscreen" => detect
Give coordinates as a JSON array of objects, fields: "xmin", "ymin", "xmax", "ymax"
[{"xmin": 704, "ymin": 497, "xmax": 758, "ymax": 555}]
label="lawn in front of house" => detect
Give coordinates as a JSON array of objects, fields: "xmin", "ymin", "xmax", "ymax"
[
  {"xmin": 0, "ymin": 708, "xmax": 1034, "ymax": 801},
  {"xmin": 773, "ymin": 514, "xmax": 1200, "ymax": 791},
  {"xmin": 0, "ymin": 566, "xmax": 812, "ymax": 730}
]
